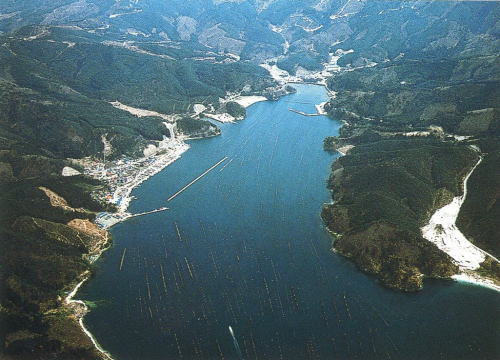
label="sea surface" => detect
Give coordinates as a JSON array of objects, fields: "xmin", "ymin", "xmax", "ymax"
[{"xmin": 80, "ymin": 84, "xmax": 499, "ymax": 360}]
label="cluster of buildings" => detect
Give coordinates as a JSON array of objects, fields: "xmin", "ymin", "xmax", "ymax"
[
  {"xmin": 80, "ymin": 156, "xmax": 147, "ymax": 206},
  {"xmin": 75, "ymin": 137, "xmax": 190, "ymax": 228}
]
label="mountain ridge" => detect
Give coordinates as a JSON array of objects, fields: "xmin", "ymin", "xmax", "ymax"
[{"xmin": 0, "ymin": 0, "xmax": 499, "ymax": 357}]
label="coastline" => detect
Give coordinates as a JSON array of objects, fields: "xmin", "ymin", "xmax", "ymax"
[
  {"xmin": 64, "ymin": 81, "xmax": 499, "ymax": 360},
  {"xmin": 64, "ymin": 77, "xmax": 493, "ymax": 360},
  {"xmin": 311, "ymin": 50, "xmax": 499, "ymax": 292},
  {"xmin": 79, "ymin": 138, "xmax": 189, "ymax": 228},
  {"xmin": 65, "ymin": 273, "xmax": 114, "ymax": 360},
  {"xmin": 73, "ymin": 81, "xmax": 337, "ymax": 358},
  {"xmin": 70, "ymin": 57, "xmax": 494, "ymax": 357},
  {"xmin": 204, "ymin": 95, "xmax": 269, "ymax": 123},
  {"xmin": 111, "ymin": 140, "xmax": 190, "ymax": 214},
  {"xmin": 324, "ymin": 131, "xmax": 500, "ymax": 292},
  {"xmin": 99, "ymin": 94, "xmax": 272, "ymax": 219},
  {"xmin": 65, "ymin": 139, "xmax": 190, "ymax": 359},
  {"xmin": 452, "ymin": 272, "xmax": 500, "ymax": 293},
  {"xmin": 65, "ymin": 89, "xmax": 276, "ymax": 359}
]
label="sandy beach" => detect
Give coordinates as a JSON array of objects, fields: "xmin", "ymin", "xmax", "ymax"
[
  {"xmin": 204, "ymin": 112, "xmax": 236, "ymax": 123},
  {"xmin": 65, "ymin": 273, "xmax": 114, "ymax": 360},
  {"xmin": 421, "ymin": 153, "xmax": 500, "ymax": 292},
  {"xmin": 64, "ymin": 138, "xmax": 190, "ymax": 359},
  {"xmin": 452, "ymin": 272, "xmax": 500, "ymax": 292},
  {"xmin": 203, "ymin": 95, "xmax": 268, "ymax": 124},
  {"xmin": 232, "ymin": 95, "xmax": 268, "ymax": 108},
  {"xmin": 315, "ymin": 101, "xmax": 328, "ymax": 115}
]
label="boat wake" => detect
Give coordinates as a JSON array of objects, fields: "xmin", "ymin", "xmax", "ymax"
[{"xmin": 229, "ymin": 326, "xmax": 244, "ymax": 360}]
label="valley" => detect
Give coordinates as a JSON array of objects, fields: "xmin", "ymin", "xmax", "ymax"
[{"xmin": 0, "ymin": 1, "xmax": 498, "ymax": 359}]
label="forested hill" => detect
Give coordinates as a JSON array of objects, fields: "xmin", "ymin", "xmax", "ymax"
[
  {"xmin": 0, "ymin": 0, "xmax": 499, "ymax": 358},
  {"xmin": 326, "ymin": 1, "xmax": 499, "ymax": 136},
  {"xmin": 0, "ymin": 25, "xmax": 272, "ymax": 159},
  {"xmin": 320, "ymin": 1, "xmax": 499, "ymax": 291},
  {"xmin": 2, "ymin": 1, "xmax": 498, "ymax": 76},
  {"xmin": 0, "ymin": 3, "xmax": 279, "ymax": 358},
  {"xmin": 2, "ymin": 0, "xmax": 498, "ymax": 160}
]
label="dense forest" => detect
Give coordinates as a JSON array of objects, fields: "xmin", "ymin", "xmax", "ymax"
[
  {"xmin": 322, "ymin": 138, "xmax": 477, "ymax": 291},
  {"xmin": 321, "ymin": 1, "xmax": 499, "ymax": 290},
  {"xmin": 0, "ymin": 0, "xmax": 498, "ymax": 358},
  {"xmin": 0, "ymin": 153, "xmax": 111, "ymax": 358}
]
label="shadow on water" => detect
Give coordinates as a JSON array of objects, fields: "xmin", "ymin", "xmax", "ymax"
[{"xmin": 81, "ymin": 84, "xmax": 499, "ymax": 360}]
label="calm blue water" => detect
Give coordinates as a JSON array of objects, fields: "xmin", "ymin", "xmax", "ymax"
[{"xmin": 81, "ymin": 84, "xmax": 499, "ymax": 360}]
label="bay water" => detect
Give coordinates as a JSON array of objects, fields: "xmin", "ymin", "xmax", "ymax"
[{"xmin": 81, "ymin": 84, "xmax": 499, "ymax": 360}]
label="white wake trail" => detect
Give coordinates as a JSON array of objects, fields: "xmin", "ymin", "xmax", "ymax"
[{"xmin": 229, "ymin": 326, "xmax": 244, "ymax": 359}]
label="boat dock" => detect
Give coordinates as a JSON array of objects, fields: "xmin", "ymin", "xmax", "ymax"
[
  {"xmin": 167, "ymin": 157, "xmax": 228, "ymax": 201},
  {"xmin": 96, "ymin": 207, "xmax": 169, "ymax": 228},
  {"xmin": 284, "ymin": 100, "xmax": 316, "ymax": 105},
  {"xmin": 288, "ymin": 108, "xmax": 322, "ymax": 117},
  {"xmin": 129, "ymin": 207, "xmax": 169, "ymax": 218}
]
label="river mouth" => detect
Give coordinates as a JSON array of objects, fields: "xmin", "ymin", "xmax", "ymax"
[{"xmin": 80, "ymin": 84, "xmax": 499, "ymax": 360}]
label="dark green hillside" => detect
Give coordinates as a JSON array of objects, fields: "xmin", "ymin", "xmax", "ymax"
[
  {"xmin": 276, "ymin": 52, "xmax": 324, "ymax": 75},
  {"xmin": 457, "ymin": 141, "xmax": 500, "ymax": 258},
  {"xmin": 322, "ymin": 0, "xmax": 499, "ymax": 291},
  {"xmin": 0, "ymin": 152, "xmax": 111, "ymax": 359},
  {"xmin": 2, "ymin": 0, "xmax": 497, "ymax": 75},
  {"xmin": 0, "ymin": 26, "xmax": 273, "ymax": 159},
  {"xmin": 323, "ymin": 0, "xmax": 500, "ymax": 136},
  {"xmin": 0, "ymin": 77, "xmax": 164, "ymax": 158},
  {"xmin": 176, "ymin": 117, "xmax": 220, "ymax": 138},
  {"xmin": 330, "ymin": 1, "xmax": 499, "ymax": 63},
  {"xmin": 225, "ymin": 101, "xmax": 246, "ymax": 120},
  {"xmin": 4, "ymin": 27, "xmax": 273, "ymax": 113},
  {"xmin": 322, "ymin": 138, "xmax": 478, "ymax": 291},
  {"xmin": 0, "ymin": 21, "xmax": 274, "ymax": 358},
  {"xmin": 326, "ymin": 60, "xmax": 499, "ymax": 134}
]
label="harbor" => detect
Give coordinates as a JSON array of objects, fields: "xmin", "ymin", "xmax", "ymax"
[
  {"xmin": 79, "ymin": 84, "xmax": 499, "ymax": 360},
  {"xmin": 95, "ymin": 207, "xmax": 169, "ymax": 229},
  {"xmin": 288, "ymin": 108, "xmax": 323, "ymax": 117}
]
